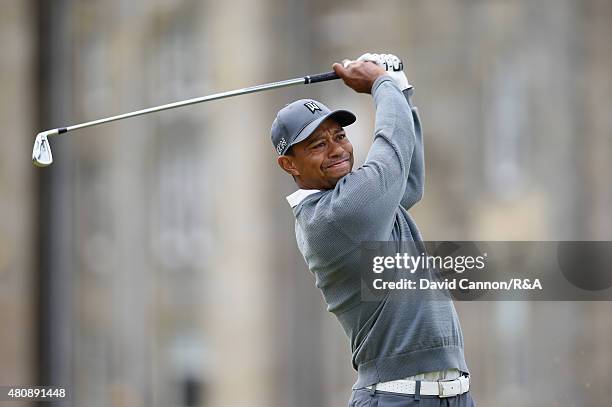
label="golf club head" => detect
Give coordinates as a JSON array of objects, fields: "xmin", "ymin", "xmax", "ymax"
[{"xmin": 32, "ymin": 131, "xmax": 55, "ymax": 167}]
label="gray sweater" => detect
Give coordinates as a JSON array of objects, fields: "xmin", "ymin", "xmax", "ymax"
[{"xmin": 290, "ymin": 75, "xmax": 468, "ymax": 389}]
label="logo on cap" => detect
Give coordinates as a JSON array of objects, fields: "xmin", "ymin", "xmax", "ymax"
[
  {"xmin": 304, "ymin": 101, "xmax": 322, "ymax": 114},
  {"xmin": 276, "ymin": 137, "xmax": 288, "ymax": 155}
]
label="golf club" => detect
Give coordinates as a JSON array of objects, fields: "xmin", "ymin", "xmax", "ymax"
[{"xmin": 32, "ymin": 70, "xmax": 340, "ymax": 167}]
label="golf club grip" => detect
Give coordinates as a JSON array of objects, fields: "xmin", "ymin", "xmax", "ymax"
[{"xmin": 305, "ymin": 71, "xmax": 340, "ymax": 84}]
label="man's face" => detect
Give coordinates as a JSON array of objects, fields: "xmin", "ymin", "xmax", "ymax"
[{"xmin": 278, "ymin": 118, "xmax": 354, "ymax": 190}]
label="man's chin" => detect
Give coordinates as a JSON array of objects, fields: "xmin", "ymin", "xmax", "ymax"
[
  {"xmin": 325, "ymin": 160, "xmax": 352, "ymax": 175},
  {"xmin": 325, "ymin": 167, "xmax": 352, "ymax": 187}
]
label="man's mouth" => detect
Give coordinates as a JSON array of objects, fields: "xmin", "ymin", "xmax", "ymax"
[{"xmin": 326, "ymin": 158, "xmax": 350, "ymax": 170}]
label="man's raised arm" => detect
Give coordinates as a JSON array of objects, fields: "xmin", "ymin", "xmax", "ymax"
[
  {"xmin": 329, "ymin": 59, "xmax": 417, "ymax": 239},
  {"xmin": 357, "ymin": 54, "xmax": 425, "ymax": 211},
  {"xmin": 400, "ymin": 88, "xmax": 425, "ymax": 210}
]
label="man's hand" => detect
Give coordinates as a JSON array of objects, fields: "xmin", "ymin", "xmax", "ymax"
[
  {"xmin": 356, "ymin": 53, "xmax": 411, "ymax": 91},
  {"xmin": 332, "ymin": 60, "xmax": 387, "ymax": 94}
]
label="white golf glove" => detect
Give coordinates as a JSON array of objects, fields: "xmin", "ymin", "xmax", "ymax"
[{"xmin": 355, "ymin": 53, "xmax": 411, "ymax": 91}]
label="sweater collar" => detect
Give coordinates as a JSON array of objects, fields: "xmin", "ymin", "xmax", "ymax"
[{"xmin": 286, "ymin": 189, "xmax": 321, "ymax": 208}]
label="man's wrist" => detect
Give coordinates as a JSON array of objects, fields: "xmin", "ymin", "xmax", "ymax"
[
  {"xmin": 371, "ymin": 74, "xmax": 394, "ymax": 94},
  {"xmin": 370, "ymin": 73, "xmax": 401, "ymax": 96}
]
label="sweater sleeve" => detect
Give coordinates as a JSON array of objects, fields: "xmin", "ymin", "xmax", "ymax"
[
  {"xmin": 330, "ymin": 75, "xmax": 417, "ymax": 241},
  {"xmin": 400, "ymin": 88, "xmax": 425, "ymax": 210}
]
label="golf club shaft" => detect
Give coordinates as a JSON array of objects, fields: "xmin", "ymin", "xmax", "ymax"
[{"xmin": 45, "ymin": 71, "xmax": 339, "ymax": 136}]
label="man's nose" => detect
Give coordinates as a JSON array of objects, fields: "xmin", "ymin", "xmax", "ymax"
[{"xmin": 328, "ymin": 140, "xmax": 344, "ymax": 157}]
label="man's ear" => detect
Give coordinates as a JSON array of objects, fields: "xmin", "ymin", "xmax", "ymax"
[{"xmin": 277, "ymin": 155, "xmax": 300, "ymax": 177}]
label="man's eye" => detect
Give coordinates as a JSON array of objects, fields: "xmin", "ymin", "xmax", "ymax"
[
  {"xmin": 337, "ymin": 133, "xmax": 346, "ymax": 140},
  {"xmin": 313, "ymin": 142, "xmax": 325, "ymax": 149}
]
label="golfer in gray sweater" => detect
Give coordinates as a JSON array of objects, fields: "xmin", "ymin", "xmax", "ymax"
[{"xmin": 271, "ymin": 54, "xmax": 475, "ymax": 406}]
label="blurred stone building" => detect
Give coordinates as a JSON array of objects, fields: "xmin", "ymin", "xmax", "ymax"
[{"xmin": 1, "ymin": 0, "xmax": 611, "ymax": 406}]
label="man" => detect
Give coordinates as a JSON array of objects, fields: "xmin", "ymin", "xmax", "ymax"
[{"xmin": 271, "ymin": 53, "xmax": 475, "ymax": 406}]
